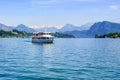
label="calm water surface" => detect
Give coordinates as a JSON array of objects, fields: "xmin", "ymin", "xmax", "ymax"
[{"xmin": 0, "ymin": 38, "xmax": 120, "ymax": 80}]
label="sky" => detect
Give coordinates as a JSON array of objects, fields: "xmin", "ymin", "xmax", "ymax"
[{"xmin": 0, "ymin": 0, "xmax": 120, "ymax": 28}]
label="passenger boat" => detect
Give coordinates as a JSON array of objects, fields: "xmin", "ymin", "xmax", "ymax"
[{"xmin": 32, "ymin": 32, "xmax": 54, "ymax": 43}]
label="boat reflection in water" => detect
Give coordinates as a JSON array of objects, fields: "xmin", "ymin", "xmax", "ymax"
[{"xmin": 32, "ymin": 32, "xmax": 54, "ymax": 43}]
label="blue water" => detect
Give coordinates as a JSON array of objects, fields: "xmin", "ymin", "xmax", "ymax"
[{"xmin": 0, "ymin": 38, "xmax": 120, "ymax": 80}]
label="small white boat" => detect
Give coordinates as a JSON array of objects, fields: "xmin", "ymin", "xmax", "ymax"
[{"xmin": 32, "ymin": 32, "xmax": 54, "ymax": 43}]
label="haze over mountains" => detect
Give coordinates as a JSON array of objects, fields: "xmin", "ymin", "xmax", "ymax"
[
  {"xmin": 0, "ymin": 22, "xmax": 92, "ymax": 33},
  {"xmin": 0, "ymin": 21, "xmax": 120, "ymax": 38}
]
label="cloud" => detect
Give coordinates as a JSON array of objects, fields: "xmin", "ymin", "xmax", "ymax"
[
  {"xmin": 109, "ymin": 5, "xmax": 119, "ymax": 10},
  {"xmin": 55, "ymin": 25, "xmax": 63, "ymax": 29},
  {"xmin": 29, "ymin": 25, "xmax": 46, "ymax": 29},
  {"xmin": 29, "ymin": 25, "xmax": 63, "ymax": 29}
]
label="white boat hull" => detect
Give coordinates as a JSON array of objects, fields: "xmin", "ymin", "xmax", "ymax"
[{"xmin": 32, "ymin": 39, "xmax": 53, "ymax": 43}]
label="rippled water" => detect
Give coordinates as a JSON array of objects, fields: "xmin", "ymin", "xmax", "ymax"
[{"xmin": 0, "ymin": 38, "xmax": 120, "ymax": 80}]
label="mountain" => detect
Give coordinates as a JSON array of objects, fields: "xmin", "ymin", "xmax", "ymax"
[
  {"xmin": 80, "ymin": 23, "xmax": 93, "ymax": 30},
  {"xmin": 15, "ymin": 24, "xmax": 36, "ymax": 33},
  {"xmin": 59, "ymin": 24, "xmax": 80, "ymax": 32},
  {"xmin": 47, "ymin": 27, "xmax": 58, "ymax": 32},
  {"xmin": 64, "ymin": 21, "xmax": 120, "ymax": 38},
  {"xmin": 64, "ymin": 30, "xmax": 88, "ymax": 38},
  {"xmin": 87, "ymin": 21, "xmax": 120, "ymax": 36},
  {"xmin": 35, "ymin": 23, "xmax": 91, "ymax": 32},
  {"xmin": 2, "ymin": 23, "xmax": 91, "ymax": 33},
  {"xmin": 35, "ymin": 24, "xmax": 81, "ymax": 32},
  {"xmin": 59, "ymin": 23, "xmax": 91, "ymax": 32},
  {"xmin": 1, "ymin": 21, "xmax": 120, "ymax": 37},
  {"xmin": 0, "ymin": 23, "xmax": 13, "ymax": 30},
  {"xmin": 0, "ymin": 23, "xmax": 36, "ymax": 33}
]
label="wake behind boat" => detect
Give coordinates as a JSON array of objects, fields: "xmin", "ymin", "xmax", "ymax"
[{"xmin": 32, "ymin": 32, "xmax": 54, "ymax": 43}]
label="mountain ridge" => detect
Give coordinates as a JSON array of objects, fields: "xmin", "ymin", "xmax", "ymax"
[
  {"xmin": 35, "ymin": 23, "xmax": 92, "ymax": 32},
  {"xmin": 0, "ymin": 23, "xmax": 91, "ymax": 33},
  {"xmin": 65, "ymin": 21, "xmax": 120, "ymax": 37},
  {"xmin": 0, "ymin": 21, "xmax": 120, "ymax": 38},
  {"xmin": 15, "ymin": 24, "xmax": 35, "ymax": 33},
  {"xmin": 0, "ymin": 23, "xmax": 35, "ymax": 33}
]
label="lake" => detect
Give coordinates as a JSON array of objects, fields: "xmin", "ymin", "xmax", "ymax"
[{"xmin": 0, "ymin": 38, "xmax": 120, "ymax": 80}]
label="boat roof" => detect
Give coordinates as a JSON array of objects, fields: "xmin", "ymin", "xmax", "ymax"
[{"xmin": 33, "ymin": 32, "xmax": 52, "ymax": 34}]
